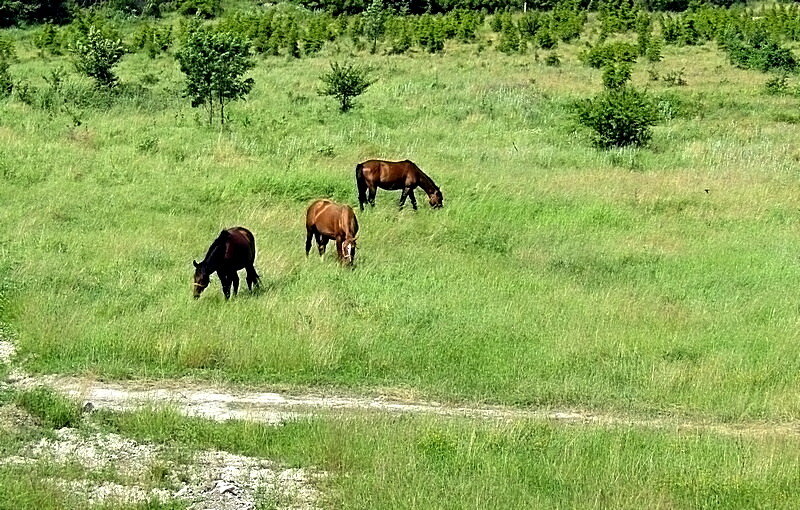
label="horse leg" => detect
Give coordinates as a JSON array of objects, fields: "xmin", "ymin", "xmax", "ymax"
[
  {"xmin": 231, "ymin": 272, "xmax": 240, "ymax": 296},
  {"xmin": 317, "ymin": 235, "xmax": 328, "ymax": 256},
  {"xmin": 408, "ymin": 188, "xmax": 418, "ymax": 210},
  {"xmin": 367, "ymin": 185, "xmax": 377, "ymax": 207},
  {"xmin": 305, "ymin": 227, "xmax": 314, "ymax": 256},
  {"xmin": 219, "ymin": 273, "xmax": 232, "ymax": 300},
  {"xmin": 399, "ymin": 187, "xmax": 410, "ymax": 210},
  {"xmin": 336, "ymin": 238, "xmax": 344, "ymax": 262},
  {"xmin": 245, "ymin": 265, "xmax": 259, "ymax": 290}
]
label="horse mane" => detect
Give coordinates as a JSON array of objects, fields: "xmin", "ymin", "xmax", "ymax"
[
  {"xmin": 410, "ymin": 161, "xmax": 438, "ymax": 193},
  {"xmin": 202, "ymin": 230, "xmax": 230, "ymax": 265}
]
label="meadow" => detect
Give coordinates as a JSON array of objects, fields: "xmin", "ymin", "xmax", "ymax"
[{"xmin": 1, "ymin": 1, "xmax": 800, "ymax": 507}]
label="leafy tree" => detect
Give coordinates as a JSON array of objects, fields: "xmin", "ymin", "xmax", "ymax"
[
  {"xmin": 319, "ymin": 60, "xmax": 373, "ymax": 112},
  {"xmin": 71, "ymin": 26, "xmax": 125, "ymax": 88},
  {"xmin": 176, "ymin": 29, "xmax": 255, "ymax": 125},
  {"xmin": 363, "ymin": 0, "xmax": 386, "ymax": 54}
]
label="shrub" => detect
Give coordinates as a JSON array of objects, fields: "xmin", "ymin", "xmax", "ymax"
[
  {"xmin": 602, "ymin": 61, "xmax": 632, "ymax": 90},
  {"xmin": 497, "ymin": 20, "xmax": 521, "ymax": 54},
  {"xmin": 545, "ymin": 52, "xmax": 561, "ymax": 67},
  {"xmin": 764, "ymin": 73, "xmax": 789, "ymax": 95},
  {"xmin": 720, "ymin": 29, "xmax": 798, "ymax": 73},
  {"xmin": 417, "ymin": 15, "xmax": 444, "ymax": 53},
  {"xmin": 319, "ymin": 60, "xmax": 373, "ymax": 112},
  {"xmin": 580, "ymin": 41, "xmax": 638, "ymax": 69},
  {"xmin": 179, "ymin": 0, "xmax": 220, "ymax": 19},
  {"xmin": 635, "ymin": 11, "xmax": 651, "ymax": 56},
  {"xmin": 575, "ymin": 86, "xmax": 659, "ymax": 148},
  {"xmin": 0, "ymin": 59, "xmax": 12, "ymax": 99},
  {"xmin": 34, "ymin": 23, "xmax": 63, "ymax": 54},
  {"xmin": 662, "ymin": 68, "xmax": 687, "ymax": 86},
  {"xmin": 388, "ymin": 21, "xmax": 412, "ymax": 54},
  {"xmin": 71, "ymin": 26, "xmax": 125, "ymax": 88},
  {"xmin": 0, "ymin": 35, "xmax": 15, "ymax": 62},
  {"xmin": 175, "ymin": 29, "xmax": 255, "ymax": 124},
  {"xmin": 646, "ymin": 37, "xmax": 663, "ymax": 62}
]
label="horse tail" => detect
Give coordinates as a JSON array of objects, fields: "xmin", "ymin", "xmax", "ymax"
[{"xmin": 355, "ymin": 163, "xmax": 368, "ymax": 207}]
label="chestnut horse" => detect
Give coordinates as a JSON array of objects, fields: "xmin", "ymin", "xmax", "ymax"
[
  {"xmin": 355, "ymin": 159, "xmax": 443, "ymax": 211},
  {"xmin": 305, "ymin": 199, "xmax": 359, "ymax": 266},
  {"xmin": 192, "ymin": 227, "xmax": 259, "ymax": 299}
]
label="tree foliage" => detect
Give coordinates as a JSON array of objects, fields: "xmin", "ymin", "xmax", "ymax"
[
  {"xmin": 176, "ymin": 29, "xmax": 255, "ymax": 125},
  {"xmin": 71, "ymin": 26, "xmax": 125, "ymax": 88},
  {"xmin": 319, "ymin": 60, "xmax": 373, "ymax": 112}
]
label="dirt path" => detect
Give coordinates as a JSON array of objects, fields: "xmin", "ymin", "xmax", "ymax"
[
  {"xmin": 13, "ymin": 374, "xmax": 799, "ymax": 438},
  {"xmin": 4, "ymin": 339, "xmax": 799, "ymax": 438}
]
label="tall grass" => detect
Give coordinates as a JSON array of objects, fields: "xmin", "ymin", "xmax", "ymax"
[
  {"xmin": 1, "ymin": 28, "xmax": 799, "ymax": 421},
  {"xmin": 102, "ymin": 408, "xmax": 800, "ymax": 509}
]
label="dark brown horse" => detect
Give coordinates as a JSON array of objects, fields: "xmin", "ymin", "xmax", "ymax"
[
  {"xmin": 355, "ymin": 159, "xmax": 443, "ymax": 211},
  {"xmin": 305, "ymin": 199, "xmax": 359, "ymax": 266},
  {"xmin": 193, "ymin": 227, "xmax": 259, "ymax": 299}
]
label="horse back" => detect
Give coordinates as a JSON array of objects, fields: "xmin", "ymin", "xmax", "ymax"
[
  {"xmin": 360, "ymin": 159, "xmax": 420, "ymax": 189},
  {"xmin": 223, "ymin": 227, "xmax": 255, "ymax": 265}
]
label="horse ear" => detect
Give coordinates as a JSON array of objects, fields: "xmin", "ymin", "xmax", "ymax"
[{"xmin": 193, "ymin": 260, "xmax": 199, "ymax": 268}]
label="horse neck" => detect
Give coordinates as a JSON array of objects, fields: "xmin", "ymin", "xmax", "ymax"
[
  {"xmin": 202, "ymin": 243, "xmax": 224, "ymax": 273},
  {"xmin": 416, "ymin": 170, "xmax": 437, "ymax": 195}
]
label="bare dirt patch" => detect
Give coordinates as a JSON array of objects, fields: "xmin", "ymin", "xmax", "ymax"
[{"xmin": 1, "ymin": 427, "xmax": 321, "ymax": 510}]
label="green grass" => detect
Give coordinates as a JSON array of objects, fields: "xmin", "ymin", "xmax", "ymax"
[
  {"xmin": 5, "ymin": 400, "xmax": 799, "ymax": 509},
  {"xmin": 2, "ymin": 14, "xmax": 800, "ymax": 423},
  {"xmin": 98, "ymin": 407, "xmax": 800, "ymax": 509}
]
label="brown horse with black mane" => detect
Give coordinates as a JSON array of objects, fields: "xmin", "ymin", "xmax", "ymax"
[
  {"xmin": 355, "ymin": 159, "xmax": 443, "ymax": 211},
  {"xmin": 192, "ymin": 227, "xmax": 259, "ymax": 299},
  {"xmin": 305, "ymin": 199, "xmax": 359, "ymax": 266}
]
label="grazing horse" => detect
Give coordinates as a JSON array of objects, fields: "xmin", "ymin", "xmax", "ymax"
[
  {"xmin": 192, "ymin": 227, "xmax": 259, "ymax": 299},
  {"xmin": 355, "ymin": 159, "xmax": 443, "ymax": 211},
  {"xmin": 305, "ymin": 199, "xmax": 359, "ymax": 266}
]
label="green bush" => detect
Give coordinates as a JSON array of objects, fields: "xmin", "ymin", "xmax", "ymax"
[
  {"xmin": 319, "ymin": 60, "xmax": 373, "ymax": 112},
  {"xmin": 764, "ymin": 73, "xmax": 790, "ymax": 95},
  {"xmin": 497, "ymin": 20, "xmax": 521, "ymax": 54},
  {"xmin": 71, "ymin": 26, "xmax": 125, "ymax": 88},
  {"xmin": 179, "ymin": 0, "xmax": 220, "ymax": 19},
  {"xmin": 580, "ymin": 41, "xmax": 638, "ymax": 69},
  {"xmin": 33, "ymin": 23, "xmax": 63, "ymax": 54},
  {"xmin": 722, "ymin": 32, "xmax": 798, "ymax": 73},
  {"xmin": 0, "ymin": 59, "xmax": 12, "ymax": 99},
  {"xmin": 646, "ymin": 37, "xmax": 663, "ymax": 62},
  {"xmin": 575, "ymin": 86, "xmax": 659, "ymax": 148},
  {"xmin": 545, "ymin": 52, "xmax": 561, "ymax": 66},
  {"xmin": 15, "ymin": 387, "xmax": 82, "ymax": 429},
  {"xmin": 601, "ymin": 61, "xmax": 632, "ymax": 90}
]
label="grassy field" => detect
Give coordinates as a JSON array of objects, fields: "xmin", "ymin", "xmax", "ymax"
[
  {"xmin": 3, "ymin": 15, "xmax": 800, "ymax": 421},
  {"xmin": 3, "ymin": 387, "xmax": 799, "ymax": 509},
  {"xmin": 2, "ymin": 5, "xmax": 800, "ymax": 507}
]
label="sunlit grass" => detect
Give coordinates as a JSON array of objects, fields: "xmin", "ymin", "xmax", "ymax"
[{"xmin": 1, "ymin": 21, "xmax": 800, "ymax": 422}]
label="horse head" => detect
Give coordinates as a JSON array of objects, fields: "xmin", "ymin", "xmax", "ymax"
[
  {"xmin": 342, "ymin": 237, "xmax": 357, "ymax": 266},
  {"xmin": 429, "ymin": 188, "xmax": 443, "ymax": 209},
  {"xmin": 192, "ymin": 260, "xmax": 210, "ymax": 298}
]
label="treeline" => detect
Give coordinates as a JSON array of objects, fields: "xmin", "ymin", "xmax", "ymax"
[
  {"xmin": 0, "ymin": 0, "xmax": 219, "ymax": 26},
  {"xmin": 1, "ymin": 0, "xmax": 777, "ymax": 28},
  {"xmin": 289, "ymin": 0, "xmax": 759, "ymax": 15},
  {"xmin": 659, "ymin": 3, "xmax": 800, "ymax": 72}
]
